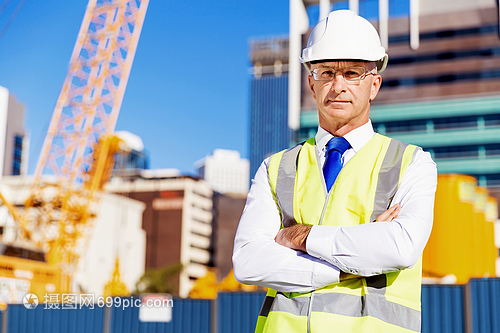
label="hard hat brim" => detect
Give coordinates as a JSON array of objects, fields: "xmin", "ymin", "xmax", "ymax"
[{"xmin": 301, "ymin": 54, "xmax": 389, "ymax": 74}]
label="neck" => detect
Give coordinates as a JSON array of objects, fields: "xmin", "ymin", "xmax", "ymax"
[{"xmin": 320, "ymin": 119, "xmax": 369, "ymax": 137}]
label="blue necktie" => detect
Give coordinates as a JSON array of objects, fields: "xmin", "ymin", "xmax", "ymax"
[{"xmin": 323, "ymin": 137, "xmax": 351, "ymax": 192}]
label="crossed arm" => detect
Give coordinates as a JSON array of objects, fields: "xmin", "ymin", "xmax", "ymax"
[
  {"xmin": 275, "ymin": 204, "xmax": 402, "ymax": 281},
  {"xmin": 274, "ymin": 204, "xmax": 402, "ymax": 252},
  {"xmin": 232, "ymin": 150, "xmax": 437, "ymax": 292}
]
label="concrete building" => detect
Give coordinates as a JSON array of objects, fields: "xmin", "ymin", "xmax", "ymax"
[
  {"xmin": 107, "ymin": 174, "xmax": 213, "ymax": 298},
  {"xmin": 0, "ymin": 86, "xmax": 28, "ymax": 178},
  {"xmin": 212, "ymin": 193, "xmax": 247, "ymax": 278},
  {"xmin": 196, "ymin": 149, "xmax": 250, "ymax": 195},
  {"xmin": 74, "ymin": 192, "xmax": 146, "ymax": 295},
  {"xmin": 0, "ymin": 176, "xmax": 147, "ymax": 296}
]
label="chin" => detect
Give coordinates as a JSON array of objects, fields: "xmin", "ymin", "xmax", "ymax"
[{"xmin": 325, "ymin": 110, "xmax": 352, "ymax": 119}]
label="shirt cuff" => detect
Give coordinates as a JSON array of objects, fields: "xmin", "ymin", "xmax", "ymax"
[
  {"xmin": 311, "ymin": 259, "xmax": 340, "ymax": 288},
  {"xmin": 307, "ymin": 225, "xmax": 341, "ymax": 288},
  {"xmin": 306, "ymin": 225, "xmax": 338, "ymax": 261}
]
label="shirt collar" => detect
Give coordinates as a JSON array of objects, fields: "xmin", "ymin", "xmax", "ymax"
[{"xmin": 315, "ymin": 120, "xmax": 375, "ymax": 154}]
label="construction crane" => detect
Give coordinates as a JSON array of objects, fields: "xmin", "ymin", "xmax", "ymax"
[{"xmin": 0, "ymin": 0, "xmax": 149, "ymax": 296}]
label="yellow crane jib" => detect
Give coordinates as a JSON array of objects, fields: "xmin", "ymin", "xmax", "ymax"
[{"xmin": 0, "ymin": 0, "xmax": 149, "ymax": 297}]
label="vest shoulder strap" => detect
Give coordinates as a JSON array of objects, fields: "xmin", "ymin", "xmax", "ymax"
[
  {"xmin": 268, "ymin": 141, "xmax": 306, "ymax": 228},
  {"xmin": 369, "ymin": 137, "xmax": 416, "ymax": 221}
]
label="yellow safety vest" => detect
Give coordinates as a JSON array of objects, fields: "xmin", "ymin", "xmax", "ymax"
[{"xmin": 256, "ymin": 134, "xmax": 421, "ymax": 333}]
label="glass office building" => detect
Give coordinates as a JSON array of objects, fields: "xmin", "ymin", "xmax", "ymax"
[{"xmin": 248, "ymin": 37, "xmax": 291, "ymax": 178}]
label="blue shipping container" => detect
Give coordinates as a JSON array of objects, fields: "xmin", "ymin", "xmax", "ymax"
[
  {"xmin": 421, "ymin": 284, "xmax": 464, "ymax": 333},
  {"xmin": 468, "ymin": 278, "xmax": 500, "ymax": 333},
  {"xmin": 109, "ymin": 297, "xmax": 211, "ymax": 333},
  {"xmin": 217, "ymin": 292, "xmax": 265, "ymax": 333},
  {"xmin": 6, "ymin": 305, "xmax": 104, "ymax": 333}
]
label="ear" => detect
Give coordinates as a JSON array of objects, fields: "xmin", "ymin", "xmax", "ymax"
[
  {"xmin": 308, "ymin": 75, "xmax": 317, "ymax": 101},
  {"xmin": 370, "ymin": 75, "xmax": 382, "ymax": 101}
]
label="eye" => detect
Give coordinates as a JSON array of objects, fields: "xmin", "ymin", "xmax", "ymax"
[
  {"xmin": 319, "ymin": 69, "xmax": 335, "ymax": 78},
  {"xmin": 344, "ymin": 70, "xmax": 361, "ymax": 78},
  {"xmin": 343, "ymin": 67, "xmax": 365, "ymax": 79}
]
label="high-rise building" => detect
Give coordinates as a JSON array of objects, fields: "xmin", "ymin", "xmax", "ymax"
[
  {"xmin": 196, "ymin": 149, "xmax": 249, "ymax": 195},
  {"xmin": 249, "ymin": 37, "xmax": 291, "ymax": 178},
  {"xmin": 0, "ymin": 86, "xmax": 28, "ymax": 177}
]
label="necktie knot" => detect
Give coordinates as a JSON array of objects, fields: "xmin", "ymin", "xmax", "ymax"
[
  {"xmin": 323, "ymin": 136, "xmax": 350, "ymax": 192},
  {"xmin": 327, "ymin": 136, "xmax": 350, "ymax": 155}
]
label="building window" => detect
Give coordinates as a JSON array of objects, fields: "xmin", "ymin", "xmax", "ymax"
[
  {"xmin": 372, "ymin": 113, "xmax": 500, "ymax": 134},
  {"xmin": 113, "ymin": 149, "xmax": 149, "ymax": 177},
  {"xmin": 12, "ymin": 135, "xmax": 23, "ymax": 176},
  {"xmin": 429, "ymin": 144, "xmax": 500, "ymax": 160}
]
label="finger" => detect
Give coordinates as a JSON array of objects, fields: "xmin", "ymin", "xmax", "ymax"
[
  {"xmin": 375, "ymin": 206, "xmax": 395, "ymax": 221},
  {"xmin": 375, "ymin": 204, "xmax": 401, "ymax": 222},
  {"xmin": 275, "ymin": 229, "xmax": 291, "ymax": 247},
  {"xmin": 274, "ymin": 229, "xmax": 283, "ymax": 242},
  {"xmin": 388, "ymin": 207, "xmax": 400, "ymax": 218},
  {"xmin": 387, "ymin": 205, "xmax": 402, "ymax": 221},
  {"xmin": 387, "ymin": 212, "xmax": 398, "ymax": 221},
  {"xmin": 386, "ymin": 209, "xmax": 400, "ymax": 221},
  {"xmin": 391, "ymin": 203, "xmax": 401, "ymax": 211}
]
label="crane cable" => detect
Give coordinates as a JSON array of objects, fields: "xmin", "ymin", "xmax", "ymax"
[
  {"xmin": 0, "ymin": 0, "xmax": 12, "ymax": 16},
  {"xmin": 0, "ymin": 0, "xmax": 26, "ymax": 42}
]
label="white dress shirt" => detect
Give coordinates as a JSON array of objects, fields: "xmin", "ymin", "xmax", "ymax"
[{"xmin": 232, "ymin": 121, "xmax": 437, "ymax": 293}]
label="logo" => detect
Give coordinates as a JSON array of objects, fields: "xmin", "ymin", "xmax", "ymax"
[{"xmin": 23, "ymin": 293, "xmax": 38, "ymax": 309}]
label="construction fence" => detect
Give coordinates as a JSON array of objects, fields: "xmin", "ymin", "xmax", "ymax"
[{"xmin": 1, "ymin": 278, "xmax": 500, "ymax": 333}]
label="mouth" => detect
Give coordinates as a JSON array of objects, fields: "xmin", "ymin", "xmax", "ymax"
[{"xmin": 327, "ymin": 100, "xmax": 350, "ymax": 105}]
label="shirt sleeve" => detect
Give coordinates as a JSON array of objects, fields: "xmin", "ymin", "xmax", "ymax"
[
  {"xmin": 306, "ymin": 149, "xmax": 437, "ymax": 276},
  {"xmin": 232, "ymin": 159, "xmax": 341, "ymax": 292}
]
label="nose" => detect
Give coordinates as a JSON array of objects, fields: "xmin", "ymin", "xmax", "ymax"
[{"xmin": 330, "ymin": 72, "xmax": 347, "ymax": 94}]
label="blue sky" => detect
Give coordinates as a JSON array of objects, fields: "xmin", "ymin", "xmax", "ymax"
[
  {"xmin": 0, "ymin": 0, "xmax": 290, "ymax": 175},
  {"xmin": 0, "ymin": 0, "xmax": 409, "ymax": 175}
]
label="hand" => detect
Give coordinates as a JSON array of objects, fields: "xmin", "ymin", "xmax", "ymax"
[
  {"xmin": 375, "ymin": 203, "xmax": 401, "ymax": 222},
  {"xmin": 275, "ymin": 224, "xmax": 312, "ymax": 252}
]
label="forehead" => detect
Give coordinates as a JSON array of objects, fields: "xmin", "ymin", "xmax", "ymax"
[{"xmin": 311, "ymin": 61, "xmax": 371, "ymax": 69}]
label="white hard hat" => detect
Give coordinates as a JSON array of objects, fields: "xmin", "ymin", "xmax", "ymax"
[{"xmin": 300, "ymin": 10, "xmax": 388, "ymax": 73}]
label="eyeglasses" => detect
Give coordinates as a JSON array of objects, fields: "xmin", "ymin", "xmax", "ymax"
[{"xmin": 311, "ymin": 67, "xmax": 376, "ymax": 82}]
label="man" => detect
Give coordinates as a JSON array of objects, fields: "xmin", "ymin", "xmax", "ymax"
[{"xmin": 233, "ymin": 10, "xmax": 437, "ymax": 333}]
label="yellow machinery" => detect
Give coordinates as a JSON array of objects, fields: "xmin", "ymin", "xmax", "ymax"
[
  {"xmin": 189, "ymin": 269, "xmax": 260, "ymax": 299},
  {"xmin": 103, "ymin": 257, "xmax": 130, "ymax": 298},
  {"xmin": 423, "ymin": 174, "xmax": 499, "ymax": 284},
  {"xmin": 486, "ymin": 196, "xmax": 499, "ymax": 276},
  {"xmin": 0, "ymin": 0, "xmax": 149, "ymax": 300},
  {"xmin": 0, "ymin": 243, "xmax": 61, "ymax": 305}
]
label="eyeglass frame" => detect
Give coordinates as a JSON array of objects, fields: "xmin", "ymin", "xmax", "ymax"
[{"xmin": 310, "ymin": 67, "xmax": 377, "ymax": 83}]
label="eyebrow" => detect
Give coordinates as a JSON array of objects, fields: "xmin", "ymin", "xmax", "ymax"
[{"xmin": 314, "ymin": 65, "xmax": 364, "ymax": 69}]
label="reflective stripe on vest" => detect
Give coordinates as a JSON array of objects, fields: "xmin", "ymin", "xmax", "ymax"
[
  {"xmin": 257, "ymin": 134, "xmax": 421, "ymax": 333},
  {"xmin": 259, "ymin": 292, "xmax": 421, "ymax": 332},
  {"xmin": 276, "ymin": 143, "xmax": 302, "ymax": 228}
]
